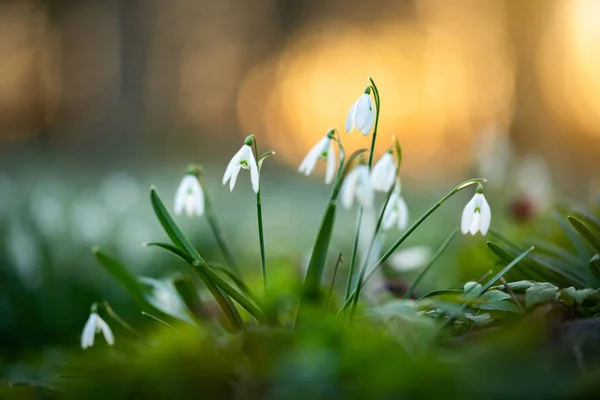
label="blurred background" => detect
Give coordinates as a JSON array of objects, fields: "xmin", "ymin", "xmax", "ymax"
[{"xmin": 2, "ymin": 0, "xmax": 600, "ymax": 383}]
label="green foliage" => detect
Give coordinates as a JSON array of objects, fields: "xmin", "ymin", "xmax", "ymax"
[{"xmin": 525, "ymin": 282, "xmax": 559, "ymax": 308}]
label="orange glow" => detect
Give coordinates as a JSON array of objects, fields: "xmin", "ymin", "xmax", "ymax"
[
  {"xmin": 538, "ymin": 0, "xmax": 600, "ymax": 137},
  {"xmin": 237, "ymin": 2, "xmax": 514, "ymax": 179}
]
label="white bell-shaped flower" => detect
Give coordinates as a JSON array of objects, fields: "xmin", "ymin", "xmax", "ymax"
[
  {"xmin": 382, "ymin": 180, "xmax": 409, "ymax": 231},
  {"xmin": 370, "ymin": 151, "xmax": 396, "ymax": 192},
  {"xmin": 461, "ymin": 185, "xmax": 491, "ymax": 235},
  {"xmin": 222, "ymin": 139, "xmax": 259, "ymax": 193},
  {"xmin": 174, "ymin": 174, "xmax": 204, "ymax": 216},
  {"xmin": 81, "ymin": 312, "xmax": 114, "ymax": 349},
  {"xmin": 298, "ymin": 133, "xmax": 336, "ymax": 184},
  {"xmin": 340, "ymin": 164, "xmax": 374, "ymax": 209},
  {"xmin": 345, "ymin": 89, "xmax": 375, "ymax": 136}
]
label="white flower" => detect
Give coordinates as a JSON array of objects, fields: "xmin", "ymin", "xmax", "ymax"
[
  {"xmin": 389, "ymin": 246, "xmax": 431, "ymax": 272},
  {"xmin": 382, "ymin": 180, "xmax": 409, "ymax": 231},
  {"xmin": 370, "ymin": 152, "xmax": 396, "ymax": 192},
  {"xmin": 345, "ymin": 92, "xmax": 375, "ymax": 136},
  {"xmin": 298, "ymin": 134, "xmax": 336, "ymax": 184},
  {"xmin": 81, "ymin": 312, "xmax": 114, "ymax": 349},
  {"xmin": 174, "ymin": 174, "xmax": 205, "ymax": 216},
  {"xmin": 340, "ymin": 165, "xmax": 374, "ymax": 209},
  {"xmin": 222, "ymin": 143, "xmax": 259, "ymax": 193},
  {"xmin": 461, "ymin": 187, "xmax": 491, "ymax": 235}
]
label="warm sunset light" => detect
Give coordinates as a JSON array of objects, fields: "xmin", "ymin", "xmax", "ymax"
[{"xmin": 237, "ymin": 1, "xmax": 514, "ymax": 179}]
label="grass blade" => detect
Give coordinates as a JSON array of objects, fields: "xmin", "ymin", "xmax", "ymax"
[
  {"xmin": 568, "ymin": 216, "xmax": 600, "ymax": 254},
  {"xmin": 150, "ymin": 187, "xmax": 245, "ymax": 330},
  {"xmin": 173, "ymin": 274, "xmax": 206, "ymax": 322},
  {"xmin": 93, "ymin": 248, "xmax": 150, "ymax": 308}
]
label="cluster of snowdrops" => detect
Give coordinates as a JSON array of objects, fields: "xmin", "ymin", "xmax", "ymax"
[{"xmin": 81, "ymin": 78, "xmax": 491, "ymax": 349}]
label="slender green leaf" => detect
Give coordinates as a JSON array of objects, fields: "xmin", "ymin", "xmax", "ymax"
[
  {"xmin": 568, "ymin": 216, "xmax": 600, "ymax": 253},
  {"xmin": 479, "ymin": 301, "xmax": 521, "ymax": 313},
  {"xmin": 525, "ymin": 282, "xmax": 559, "ymax": 308},
  {"xmin": 562, "ymin": 286, "xmax": 597, "ymax": 304},
  {"xmin": 300, "ymin": 148, "xmax": 366, "ymax": 308},
  {"xmin": 417, "ymin": 289, "xmax": 464, "ymax": 301},
  {"xmin": 148, "ymin": 240, "xmax": 263, "ymax": 316},
  {"xmin": 145, "ymin": 242, "xmax": 194, "ymax": 264},
  {"xmin": 150, "ymin": 187, "xmax": 244, "ymax": 330},
  {"xmin": 590, "ymin": 254, "xmax": 600, "ymax": 284},
  {"xmin": 93, "ymin": 248, "xmax": 150, "ymax": 308},
  {"xmin": 555, "ymin": 211, "xmax": 592, "ymax": 260},
  {"xmin": 479, "ymin": 247, "xmax": 534, "ymax": 295},
  {"xmin": 173, "ymin": 274, "xmax": 206, "ymax": 322}
]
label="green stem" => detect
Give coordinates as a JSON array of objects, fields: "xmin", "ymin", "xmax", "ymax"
[
  {"xmin": 403, "ymin": 228, "xmax": 458, "ymax": 299},
  {"xmin": 198, "ymin": 177, "xmax": 241, "ymax": 275},
  {"xmin": 141, "ymin": 311, "xmax": 179, "ymax": 331},
  {"xmin": 339, "ymin": 178, "xmax": 486, "ymax": 313},
  {"xmin": 101, "ymin": 301, "xmax": 144, "ymax": 339},
  {"xmin": 438, "ymin": 247, "xmax": 534, "ymax": 330},
  {"xmin": 326, "ymin": 253, "xmax": 343, "ymax": 308},
  {"xmin": 256, "ymin": 189, "xmax": 267, "ymax": 294},
  {"xmin": 367, "ymin": 77, "xmax": 381, "ymax": 168},
  {"xmin": 345, "ymin": 78, "xmax": 381, "ymax": 301},
  {"xmin": 348, "ymin": 185, "xmax": 396, "ymax": 317},
  {"xmin": 345, "ymin": 208, "xmax": 363, "ymax": 300},
  {"xmin": 252, "ymin": 140, "xmax": 267, "ymax": 295}
]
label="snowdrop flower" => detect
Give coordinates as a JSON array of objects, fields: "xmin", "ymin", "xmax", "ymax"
[
  {"xmin": 389, "ymin": 246, "xmax": 431, "ymax": 272},
  {"xmin": 222, "ymin": 136, "xmax": 259, "ymax": 193},
  {"xmin": 382, "ymin": 179, "xmax": 409, "ymax": 231},
  {"xmin": 174, "ymin": 174, "xmax": 204, "ymax": 216},
  {"xmin": 370, "ymin": 151, "xmax": 396, "ymax": 192},
  {"xmin": 81, "ymin": 311, "xmax": 114, "ymax": 349},
  {"xmin": 346, "ymin": 88, "xmax": 375, "ymax": 136},
  {"xmin": 298, "ymin": 131, "xmax": 337, "ymax": 184},
  {"xmin": 340, "ymin": 164, "xmax": 374, "ymax": 209},
  {"xmin": 461, "ymin": 185, "xmax": 491, "ymax": 235}
]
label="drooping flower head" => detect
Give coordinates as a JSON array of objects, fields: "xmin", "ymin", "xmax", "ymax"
[
  {"xmin": 298, "ymin": 129, "xmax": 337, "ymax": 184},
  {"xmin": 222, "ymin": 135, "xmax": 259, "ymax": 193},
  {"xmin": 174, "ymin": 170, "xmax": 205, "ymax": 217},
  {"xmin": 382, "ymin": 179, "xmax": 409, "ymax": 231},
  {"xmin": 340, "ymin": 164, "xmax": 374, "ymax": 209},
  {"xmin": 81, "ymin": 308, "xmax": 114, "ymax": 349},
  {"xmin": 346, "ymin": 87, "xmax": 375, "ymax": 136},
  {"xmin": 370, "ymin": 150, "xmax": 397, "ymax": 192},
  {"xmin": 461, "ymin": 184, "xmax": 491, "ymax": 236}
]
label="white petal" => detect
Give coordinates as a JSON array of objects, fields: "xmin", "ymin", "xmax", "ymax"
[
  {"xmin": 174, "ymin": 176, "xmax": 194, "ymax": 215},
  {"xmin": 355, "ymin": 94, "xmax": 374, "ymax": 136},
  {"xmin": 95, "ymin": 315, "xmax": 115, "ymax": 345},
  {"xmin": 356, "ymin": 166, "xmax": 374, "ymax": 208},
  {"xmin": 389, "ymin": 246, "xmax": 431, "ymax": 272},
  {"xmin": 239, "ymin": 145, "xmax": 251, "ymax": 167},
  {"xmin": 396, "ymin": 196, "xmax": 409, "ymax": 231},
  {"xmin": 479, "ymin": 195, "xmax": 491, "ymax": 235},
  {"xmin": 188, "ymin": 195, "xmax": 200, "ymax": 216},
  {"xmin": 382, "ymin": 209, "xmax": 397, "ymax": 231},
  {"xmin": 381, "ymin": 189, "xmax": 398, "ymax": 231},
  {"xmin": 325, "ymin": 142, "xmax": 336, "ymax": 184},
  {"xmin": 346, "ymin": 98, "xmax": 360, "ymax": 132},
  {"xmin": 229, "ymin": 165, "xmax": 242, "ymax": 191},
  {"xmin": 222, "ymin": 147, "xmax": 244, "ymax": 186},
  {"xmin": 371, "ymin": 153, "xmax": 395, "ymax": 192},
  {"xmin": 81, "ymin": 313, "xmax": 97, "ymax": 349},
  {"xmin": 248, "ymin": 150, "xmax": 260, "ymax": 193},
  {"xmin": 340, "ymin": 169, "xmax": 359, "ymax": 209},
  {"xmin": 461, "ymin": 195, "xmax": 477, "ymax": 234},
  {"xmin": 298, "ymin": 138, "xmax": 325, "ymax": 175},
  {"xmin": 195, "ymin": 184, "xmax": 205, "ymax": 216},
  {"xmin": 469, "ymin": 212, "xmax": 481, "ymax": 235}
]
